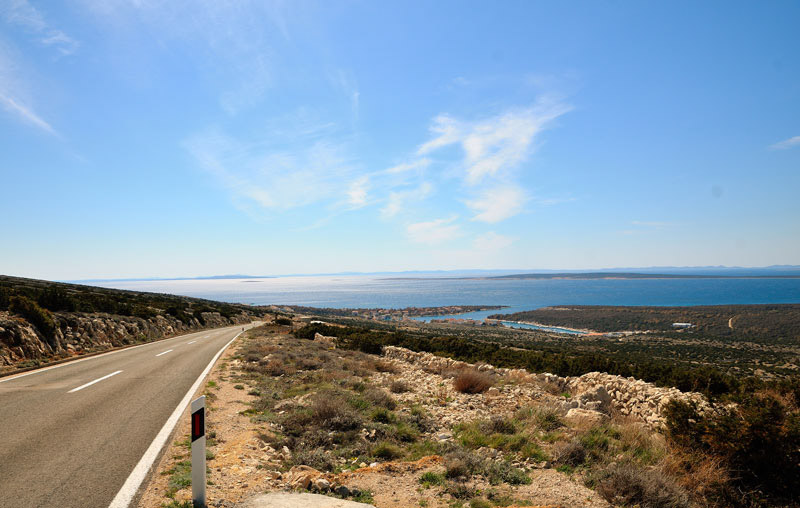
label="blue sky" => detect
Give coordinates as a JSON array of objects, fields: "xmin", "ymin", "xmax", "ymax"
[{"xmin": 1, "ymin": 1, "xmax": 799, "ymax": 280}]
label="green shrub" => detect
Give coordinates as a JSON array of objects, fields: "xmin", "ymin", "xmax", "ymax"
[
  {"xmin": 664, "ymin": 394, "xmax": 800, "ymax": 505},
  {"xmin": 484, "ymin": 461, "xmax": 531, "ymax": 485},
  {"xmin": 480, "ymin": 415, "xmax": 517, "ymax": 435},
  {"xmin": 372, "ymin": 442, "xmax": 403, "ymax": 460},
  {"xmin": 419, "ymin": 471, "xmax": 445, "ymax": 487},
  {"xmin": 532, "ymin": 407, "xmax": 564, "ymax": 431},
  {"xmin": 363, "ymin": 387, "xmax": 396, "ymax": 409},
  {"xmin": 370, "ymin": 407, "xmax": 397, "ymax": 424},
  {"xmin": 0, "ymin": 287, "xmax": 10, "ymax": 310},
  {"xmin": 9, "ymin": 295, "xmax": 57, "ymax": 343},
  {"xmin": 37, "ymin": 287, "xmax": 74, "ymax": 312}
]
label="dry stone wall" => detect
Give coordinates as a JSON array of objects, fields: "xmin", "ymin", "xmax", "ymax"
[{"xmin": 382, "ymin": 345, "xmax": 710, "ymax": 429}]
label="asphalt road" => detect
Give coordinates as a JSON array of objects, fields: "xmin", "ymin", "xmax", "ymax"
[{"xmin": 0, "ymin": 323, "xmax": 259, "ymax": 508}]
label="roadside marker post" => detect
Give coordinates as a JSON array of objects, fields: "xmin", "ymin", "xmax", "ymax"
[{"xmin": 191, "ymin": 396, "xmax": 206, "ymax": 508}]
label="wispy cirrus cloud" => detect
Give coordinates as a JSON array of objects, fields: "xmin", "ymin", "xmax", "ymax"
[
  {"xmin": 381, "ymin": 182, "xmax": 433, "ymax": 218},
  {"xmin": 473, "ymin": 231, "xmax": 514, "ymax": 251},
  {"xmin": 466, "ymin": 186, "xmax": 527, "ymax": 223},
  {"xmin": 184, "ymin": 115, "xmax": 358, "ymax": 213},
  {"xmin": 0, "ymin": 41, "xmax": 57, "ymax": 135},
  {"xmin": 1, "ymin": 0, "xmax": 79, "ymax": 55},
  {"xmin": 769, "ymin": 135, "xmax": 800, "ymax": 150},
  {"xmin": 631, "ymin": 220, "xmax": 672, "ymax": 228},
  {"xmin": 346, "ymin": 176, "xmax": 369, "ymax": 208},
  {"xmin": 0, "ymin": 93, "xmax": 55, "ymax": 134},
  {"xmin": 418, "ymin": 96, "xmax": 571, "ymax": 185},
  {"xmin": 385, "ymin": 158, "xmax": 431, "ymax": 175},
  {"xmin": 78, "ymin": 0, "xmax": 290, "ymax": 114},
  {"xmin": 407, "ymin": 216, "xmax": 462, "ymax": 245}
]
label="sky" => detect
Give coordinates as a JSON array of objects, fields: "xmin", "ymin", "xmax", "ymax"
[{"xmin": 1, "ymin": 0, "xmax": 799, "ymax": 280}]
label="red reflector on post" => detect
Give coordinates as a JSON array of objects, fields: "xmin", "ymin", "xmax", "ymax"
[{"xmin": 191, "ymin": 409, "xmax": 204, "ymax": 442}]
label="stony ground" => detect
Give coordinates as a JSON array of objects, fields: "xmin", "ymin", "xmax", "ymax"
[{"xmin": 139, "ymin": 320, "xmax": 698, "ymax": 508}]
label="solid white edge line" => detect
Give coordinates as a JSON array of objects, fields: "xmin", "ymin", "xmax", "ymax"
[
  {"xmin": 68, "ymin": 370, "xmax": 123, "ymax": 393},
  {"xmin": 0, "ymin": 327, "xmax": 233, "ymax": 385},
  {"xmin": 155, "ymin": 349, "xmax": 174, "ymax": 357},
  {"xmin": 107, "ymin": 330, "xmax": 244, "ymax": 508}
]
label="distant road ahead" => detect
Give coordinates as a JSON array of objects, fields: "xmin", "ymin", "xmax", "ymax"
[{"xmin": 0, "ymin": 323, "xmax": 258, "ymax": 508}]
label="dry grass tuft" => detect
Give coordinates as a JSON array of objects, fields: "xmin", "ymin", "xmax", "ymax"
[
  {"xmin": 390, "ymin": 379, "xmax": 411, "ymax": 393},
  {"xmin": 552, "ymin": 439, "xmax": 587, "ymax": 467},
  {"xmin": 453, "ymin": 369, "xmax": 494, "ymax": 394}
]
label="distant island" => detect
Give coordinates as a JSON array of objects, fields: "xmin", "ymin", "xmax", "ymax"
[
  {"xmin": 480, "ymin": 272, "xmax": 800, "ymax": 280},
  {"xmin": 384, "ymin": 271, "xmax": 800, "ymax": 280}
]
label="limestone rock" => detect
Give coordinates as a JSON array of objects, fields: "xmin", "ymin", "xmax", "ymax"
[
  {"xmin": 285, "ymin": 465, "xmax": 322, "ymax": 490},
  {"xmin": 313, "ymin": 332, "xmax": 337, "ymax": 349},
  {"xmin": 565, "ymin": 408, "xmax": 606, "ymax": 428}
]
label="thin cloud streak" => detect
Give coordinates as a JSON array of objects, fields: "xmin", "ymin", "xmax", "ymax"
[
  {"xmin": 0, "ymin": 93, "xmax": 56, "ymax": 135},
  {"xmin": 407, "ymin": 216, "xmax": 462, "ymax": 245},
  {"xmin": 1, "ymin": 0, "xmax": 79, "ymax": 55},
  {"xmin": 770, "ymin": 135, "xmax": 800, "ymax": 150}
]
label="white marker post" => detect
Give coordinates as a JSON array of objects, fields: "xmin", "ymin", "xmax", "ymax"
[{"xmin": 191, "ymin": 396, "xmax": 206, "ymax": 508}]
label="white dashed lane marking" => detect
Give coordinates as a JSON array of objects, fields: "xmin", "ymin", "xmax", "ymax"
[
  {"xmin": 155, "ymin": 350, "xmax": 173, "ymax": 357},
  {"xmin": 68, "ymin": 370, "xmax": 123, "ymax": 393}
]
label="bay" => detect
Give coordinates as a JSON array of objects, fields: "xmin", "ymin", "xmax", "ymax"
[{"xmin": 94, "ymin": 276, "xmax": 800, "ymax": 322}]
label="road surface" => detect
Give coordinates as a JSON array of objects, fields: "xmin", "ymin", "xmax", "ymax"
[{"xmin": 0, "ymin": 323, "xmax": 258, "ymax": 508}]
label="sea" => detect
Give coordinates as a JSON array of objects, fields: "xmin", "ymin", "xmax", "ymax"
[{"xmin": 93, "ymin": 275, "xmax": 800, "ymax": 325}]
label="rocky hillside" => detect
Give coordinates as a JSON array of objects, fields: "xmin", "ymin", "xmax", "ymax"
[
  {"xmin": 0, "ymin": 275, "xmax": 264, "ymax": 372},
  {"xmin": 382, "ymin": 346, "xmax": 710, "ymax": 430}
]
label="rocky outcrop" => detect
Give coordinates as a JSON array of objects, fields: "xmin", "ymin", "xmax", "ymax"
[
  {"xmin": 0, "ymin": 310, "xmax": 253, "ymax": 370},
  {"xmin": 382, "ymin": 345, "xmax": 710, "ymax": 430},
  {"xmin": 313, "ymin": 332, "xmax": 337, "ymax": 349}
]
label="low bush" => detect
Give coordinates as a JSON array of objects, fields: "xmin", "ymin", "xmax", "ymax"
[
  {"xmin": 289, "ymin": 447, "xmax": 337, "ymax": 472},
  {"xmin": 370, "ymin": 407, "xmax": 397, "ymax": 424},
  {"xmin": 444, "ymin": 448, "xmax": 486, "ymax": 480},
  {"xmin": 309, "ymin": 394, "xmax": 363, "ymax": 431},
  {"xmin": 552, "ymin": 439, "xmax": 587, "ymax": 467},
  {"xmin": 590, "ymin": 462, "xmax": 690, "ymax": 508},
  {"xmin": 390, "ymin": 379, "xmax": 410, "ymax": 393},
  {"xmin": 453, "ymin": 369, "xmax": 494, "ymax": 394},
  {"xmin": 419, "ymin": 471, "xmax": 445, "ymax": 487},
  {"xmin": 372, "ymin": 441, "xmax": 403, "ymax": 460},
  {"xmin": 363, "ymin": 387, "xmax": 396, "ymax": 409},
  {"xmin": 480, "ymin": 415, "xmax": 516, "ymax": 435},
  {"xmin": 484, "ymin": 461, "xmax": 531, "ymax": 486},
  {"xmin": 531, "ymin": 406, "xmax": 564, "ymax": 431}
]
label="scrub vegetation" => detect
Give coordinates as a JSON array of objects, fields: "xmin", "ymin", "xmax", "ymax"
[
  {"xmin": 285, "ymin": 315, "xmax": 800, "ymax": 508},
  {"xmin": 0, "ymin": 275, "xmax": 258, "ymax": 324}
]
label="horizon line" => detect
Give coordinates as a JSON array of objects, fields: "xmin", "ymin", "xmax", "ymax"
[{"xmin": 58, "ymin": 264, "xmax": 800, "ymax": 283}]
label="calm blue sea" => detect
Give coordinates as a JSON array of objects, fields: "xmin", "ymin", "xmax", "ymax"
[{"xmin": 94, "ymin": 276, "xmax": 800, "ymax": 321}]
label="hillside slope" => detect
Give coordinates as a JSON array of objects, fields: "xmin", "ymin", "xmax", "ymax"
[{"xmin": 0, "ymin": 275, "xmax": 265, "ymax": 372}]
